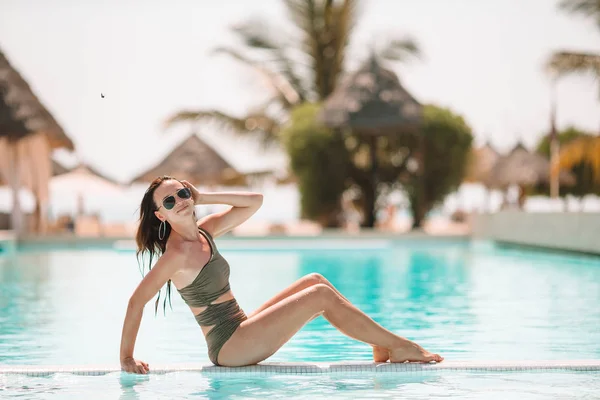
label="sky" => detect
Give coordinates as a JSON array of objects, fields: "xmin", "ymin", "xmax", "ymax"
[{"xmin": 0, "ymin": 0, "xmax": 598, "ymax": 185}]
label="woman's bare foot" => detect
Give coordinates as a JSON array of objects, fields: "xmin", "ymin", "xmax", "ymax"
[
  {"xmin": 389, "ymin": 341, "xmax": 443, "ymax": 363},
  {"xmin": 372, "ymin": 345, "xmax": 389, "ymax": 362}
]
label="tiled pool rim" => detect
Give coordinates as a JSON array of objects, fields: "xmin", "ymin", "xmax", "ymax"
[{"xmin": 1, "ymin": 360, "xmax": 599, "ymax": 376}]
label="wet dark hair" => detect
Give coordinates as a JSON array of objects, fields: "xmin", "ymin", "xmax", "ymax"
[{"xmin": 135, "ymin": 175, "xmax": 178, "ymax": 315}]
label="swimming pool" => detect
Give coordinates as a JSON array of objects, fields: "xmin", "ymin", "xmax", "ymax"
[{"xmin": 1, "ymin": 238, "xmax": 599, "ymax": 398}]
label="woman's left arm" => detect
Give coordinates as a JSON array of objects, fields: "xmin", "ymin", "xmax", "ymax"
[{"xmin": 182, "ymin": 182, "xmax": 263, "ymax": 237}]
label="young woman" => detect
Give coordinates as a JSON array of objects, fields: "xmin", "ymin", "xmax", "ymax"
[{"xmin": 120, "ymin": 176, "xmax": 443, "ymax": 373}]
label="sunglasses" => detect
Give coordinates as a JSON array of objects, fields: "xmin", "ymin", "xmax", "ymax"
[{"xmin": 158, "ymin": 187, "xmax": 192, "ymax": 210}]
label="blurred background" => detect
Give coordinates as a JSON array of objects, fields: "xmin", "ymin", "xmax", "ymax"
[{"xmin": 0, "ymin": 0, "xmax": 598, "ymax": 241}]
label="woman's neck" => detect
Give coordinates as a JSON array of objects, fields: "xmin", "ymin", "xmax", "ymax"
[{"xmin": 169, "ymin": 218, "xmax": 198, "ymax": 242}]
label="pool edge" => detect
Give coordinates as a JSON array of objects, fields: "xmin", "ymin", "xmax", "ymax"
[{"xmin": 1, "ymin": 360, "xmax": 599, "ymax": 376}]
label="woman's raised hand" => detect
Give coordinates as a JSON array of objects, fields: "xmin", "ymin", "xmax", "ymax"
[{"xmin": 181, "ymin": 180, "xmax": 202, "ymax": 205}]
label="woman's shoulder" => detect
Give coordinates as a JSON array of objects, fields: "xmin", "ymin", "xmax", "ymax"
[
  {"xmin": 197, "ymin": 220, "xmax": 216, "ymax": 239},
  {"xmin": 160, "ymin": 243, "xmax": 189, "ymax": 263},
  {"xmin": 152, "ymin": 248, "xmax": 187, "ymax": 278}
]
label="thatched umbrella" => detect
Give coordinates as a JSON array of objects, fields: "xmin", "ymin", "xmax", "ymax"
[
  {"xmin": 319, "ymin": 55, "xmax": 423, "ymax": 227},
  {"xmin": 50, "ymin": 164, "xmax": 124, "ymax": 216},
  {"xmin": 50, "ymin": 163, "xmax": 123, "ymax": 190},
  {"xmin": 320, "ymin": 55, "xmax": 422, "ymax": 132},
  {"xmin": 0, "ymin": 49, "xmax": 74, "ymax": 234},
  {"xmin": 130, "ymin": 134, "xmax": 248, "ymax": 187},
  {"xmin": 0, "ymin": 50, "xmax": 74, "ymax": 150},
  {"xmin": 488, "ymin": 142, "xmax": 575, "ymax": 190}
]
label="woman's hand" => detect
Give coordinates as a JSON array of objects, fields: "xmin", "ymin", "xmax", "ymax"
[
  {"xmin": 121, "ymin": 356, "xmax": 150, "ymax": 374},
  {"xmin": 181, "ymin": 180, "xmax": 202, "ymax": 205}
]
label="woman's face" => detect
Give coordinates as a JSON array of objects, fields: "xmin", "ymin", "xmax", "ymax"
[{"xmin": 153, "ymin": 180, "xmax": 194, "ymax": 222}]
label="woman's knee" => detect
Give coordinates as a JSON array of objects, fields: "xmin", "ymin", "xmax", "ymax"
[
  {"xmin": 305, "ymin": 272, "xmax": 328, "ymax": 286},
  {"xmin": 309, "ymin": 283, "xmax": 336, "ymax": 303}
]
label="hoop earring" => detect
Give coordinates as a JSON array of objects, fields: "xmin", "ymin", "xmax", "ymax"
[{"xmin": 158, "ymin": 220, "xmax": 166, "ymax": 240}]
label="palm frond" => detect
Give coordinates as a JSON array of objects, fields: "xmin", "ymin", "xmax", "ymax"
[
  {"xmin": 547, "ymin": 51, "xmax": 600, "ymax": 78},
  {"xmin": 559, "ymin": 136, "xmax": 600, "ymax": 184},
  {"xmin": 213, "ymin": 46, "xmax": 301, "ymax": 108},
  {"xmin": 328, "ymin": 0, "xmax": 358, "ymax": 92},
  {"xmin": 559, "ymin": 0, "xmax": 600, "ymax": 28},
  {"xmin": 284, "ymin": 0, "xmax": 359, "ymax": 99},
  {"xmin": 271, "ymin": 48, "xmax": 309, "ymax": 104},
  {"xmin": 284, "ymin": 0, "xmax": 326, "ymax": 97},
  {"xmin": 229, "ymin": 22, "xmax": 309, "ymax": 103},
  {"xmin": 163, "ymin": 109, "xmax": 281, "ymax": 146},
  {"xmin": 231, "ymin": 22, "xmax": 281, "ymax": 50},
  {"xmin": 378, "ymin": 37, "xmax": 421, "ymax": 62}
]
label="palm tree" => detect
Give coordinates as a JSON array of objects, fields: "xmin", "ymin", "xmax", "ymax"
[
  {"xmin": 547, "ymin": 0, "xmax": 600, "ymax": 98},
  {"xmin": 546, "ymin": 0, "xmax": 600, "ymax": 196},
  {"xmin": 165, "ymin": 0, "xmax": 420, "ymax": 146},
  {"xmin": 557, "ymin": 135, "xmax": 600, "ymax": 185}
]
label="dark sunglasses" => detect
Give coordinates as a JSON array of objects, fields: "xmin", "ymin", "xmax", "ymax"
[{"xmin": 158, "ymin": 187, "xmax": 192, "ymax": 210}]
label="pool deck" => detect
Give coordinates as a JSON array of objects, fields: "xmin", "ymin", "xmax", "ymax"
[
  {"xmin": 6, "ymin": 212, "xmax": 600, "ymax": 257},
  {"xmin": 1, "ymin": 360, "xmax": 599, "ymax": 376},
  {"xmin": 472, "ymin": 211, "xmax": 600, "ymax": 256},
  {"xmin": 13, "ymin": 229, "xmax": 469, "ymax": 252}
]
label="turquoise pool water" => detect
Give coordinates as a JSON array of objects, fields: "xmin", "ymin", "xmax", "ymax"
[{"xmin": 1, "ymin": 239, "xmax": 600, "ymax": 398}]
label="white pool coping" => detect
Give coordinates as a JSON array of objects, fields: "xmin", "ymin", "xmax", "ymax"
[{"xmin": 1, "ymin": 360, "xmax": 599, "ymax": 376}]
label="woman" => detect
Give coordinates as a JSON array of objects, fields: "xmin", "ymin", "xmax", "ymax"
[{"xmin": 120, "ymin": 176, "xmax": 443, "ymax": 374}]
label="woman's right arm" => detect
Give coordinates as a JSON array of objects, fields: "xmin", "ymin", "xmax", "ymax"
[{"xmin": 120, "ymin": 252, "xmax": 181, "ymax": 374}]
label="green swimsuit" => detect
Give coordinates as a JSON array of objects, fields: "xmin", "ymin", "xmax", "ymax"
[{"xmin": 177, "ymin": 227, "xmax": 247, "ymax": 366}]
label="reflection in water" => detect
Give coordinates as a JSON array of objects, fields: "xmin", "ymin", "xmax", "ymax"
[
  {"xmin": 115, "ymin": 371, "xmax": 435, "ymax": 400},
  {"xmin": 196, "ymin": 373, "xmax": 434, "ymax": 399},
  {"xmin": 118, "ymin": 373, "xmax": 148, "ymax": 400}
]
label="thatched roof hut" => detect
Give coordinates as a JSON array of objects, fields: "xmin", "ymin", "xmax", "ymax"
[
  {"xmin": 319, "ymin": 55, "xmax": 423, "ymax": 227},
  {"xmin": 0, "ymin": 48, "xmax": 75, "ymax": 234},
  {"xmin": 0, "ymin": 49, "xmax": 73, "ymax": 149},
  {"xmin": 319, "ymin": 55, "xmax": 422, "ymax": 134},
  {"xmin": 464, "ymin": 142, "xmax": 500, "ymax": 186},
  {"xmin": 488, "ymin": 142, "xmax": 575, "ymax": 189},
  {"xmin": 130, "ymin": 134, "xmax": 247, "ymax": 186},
  {"xmin": 0, "ymin": 80, "xmax": 30, "ymax": 141},
  {"xmin": 52, "ymin": 159, "xmax": 70, "ymax": 176}
]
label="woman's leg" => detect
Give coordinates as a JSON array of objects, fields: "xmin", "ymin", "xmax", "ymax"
[
  {"xmin": 218, "ymin": 283, "xmax": 443, "ymax": 367},
  {"xmin": 247, "ymin": 273, "xmax": 350, "ymax": 318},
  {"xmin": 246, "ymin": 273, "xmax": 389, "ymax": 362}
]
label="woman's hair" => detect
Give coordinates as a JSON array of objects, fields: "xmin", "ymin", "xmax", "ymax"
[{"xmin": 135, "ymin": 175, "xmax": 176, "ymax": 315}]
